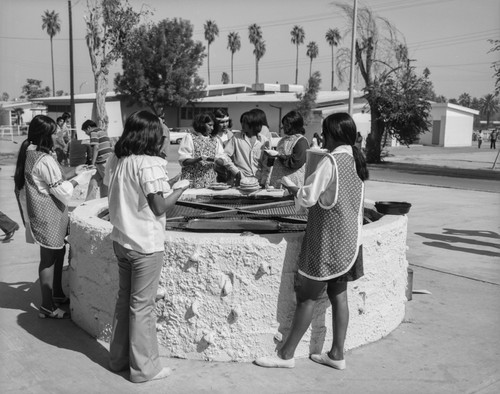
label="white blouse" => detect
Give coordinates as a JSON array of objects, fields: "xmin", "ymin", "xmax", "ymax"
[
  {"xmin": 178, "ymin": 133, "xmax": 224, "ymax": 164},
  {"xmin": 104, "ymin": 154, "xmax": 172, "ymax": 254},
  {"xmin": 296, "ymin": 145, "xmax": 354, "ymax": 210},
  {"xmin": 25, "ymin": 145, "xmax": 75, "ymax": 205}
]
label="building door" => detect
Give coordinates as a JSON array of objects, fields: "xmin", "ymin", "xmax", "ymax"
[{"xmin": 432, "ymin": 120, "xmax": 441, "ymax": 145}]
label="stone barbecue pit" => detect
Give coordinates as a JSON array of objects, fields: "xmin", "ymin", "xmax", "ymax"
[{"xmin": 68, "ymin": 188, "xmax": 409, "ymax": 362}]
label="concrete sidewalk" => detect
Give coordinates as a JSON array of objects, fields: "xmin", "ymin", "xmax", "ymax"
[{"xmin": 1, "ymin": 138, "xmax": 499, "ymax": 393}]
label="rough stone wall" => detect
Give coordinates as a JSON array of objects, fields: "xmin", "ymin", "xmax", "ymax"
[{"xmin": 69, "ymin": 199, "xmax": 408, "ymax": 362}]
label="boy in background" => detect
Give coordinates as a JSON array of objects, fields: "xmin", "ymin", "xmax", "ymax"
[{"xmin": 82, "ymin": 120, "xmax": 112, "ymax": 200}]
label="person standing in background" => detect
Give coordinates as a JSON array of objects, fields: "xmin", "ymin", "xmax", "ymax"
[
  {"xmin": 477, "ymin": 130, "xmax": 483, "ymax": 149},
  {"xmin": 82, "ymin": 120, "xmax": 113, "ymax": 200},
  {"xmin": 53, "ymin": 117, "xmax": 69, "ymax": 165},
  {"xmin": 68, "ymin": 124, "xmax": 92, "ymax": 167},
  {"xmin": 490, "ymin": 129, "xmax": 497, "ymax": 149}
]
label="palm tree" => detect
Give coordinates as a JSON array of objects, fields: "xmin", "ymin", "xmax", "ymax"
[
  {"xmin": 248, "ymin": 24, "xmax": 264, "ymax": 84},
  {"xmin": 253, "ymin": 40, "xmax": 266, "ymax": 84},
  {"xmin": 290, "ymin": 25, "xmax": 305, "ymax": 84},
  {"xmin": 325, "ymin": 28, "xmax": 341, "ymax": 90},
  {"xmin": 227, "ymin": 32, "xmax": 241, "ymax": 84},
  {"xmin": 479, "ymin": 93, "xmax": 500, "ymax": 127},
  {"xmin": 204, "ymin": 20, "xmax": 219, "ymax": 85},
  {"xmin": 41, "ymin": 10, "xmax": 61, "ymax": 96},
  {"xmin": 306, "ymin": 41, "xmax": 319, "ymax": 78},
  {"xmin": 458, "ymin": 93, "xmax": 472, "ymax": 108}
]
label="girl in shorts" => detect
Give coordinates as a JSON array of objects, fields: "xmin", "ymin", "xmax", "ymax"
[{"xmin": 255, "ymin": 112, "xmax": 368, "ymax": 370}]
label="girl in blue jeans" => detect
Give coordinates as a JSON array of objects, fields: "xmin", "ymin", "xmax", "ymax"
[{"xmin": 104, "ymin": 111, "xmax": 189, "ymax": 383}]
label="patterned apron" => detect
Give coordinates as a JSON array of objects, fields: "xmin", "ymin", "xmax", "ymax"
[
  {"xmin": 180, "ymin": 135, "xmax": 218, "ymax": 188},
  {"xmin": 298, "ymin": 152, "xmax": 364, "ymax": 281},
  {"xmin": 269, "ymin": 134, "xmax": 307, "ymax": 188},
  {"xmin": 24, "ymin": 150, "xmax": 69, "ymax": 249}
]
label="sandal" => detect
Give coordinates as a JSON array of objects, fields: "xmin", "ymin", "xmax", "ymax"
[
  {"xmin": 38, "ymin": 306, "xmax": 70, "ymax": 319},
  {"xmin": 52, "ymin": 296, "xmax": 70, "ymax": 306}
]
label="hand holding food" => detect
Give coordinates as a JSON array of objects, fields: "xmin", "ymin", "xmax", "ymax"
[
  {"xmin": 172, "ymin": 179, "xmax": 190, "ymax": 190},
  {"xmin": 265, "ymin": 149, "xmax": 279, "ymax": 157}
]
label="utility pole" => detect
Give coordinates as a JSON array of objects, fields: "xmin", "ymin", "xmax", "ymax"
[
  {"xmin": 348, "ymin": 0, "xmax": 358, "ymax": 115},
  {"xmin": 68, "ymin": 1, "xmax": 76, "ymax": 131}
]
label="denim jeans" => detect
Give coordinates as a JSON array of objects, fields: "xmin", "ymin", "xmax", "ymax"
[{"xmin": 109, "ymin": 241, "xmax": 164, "ymax": 383}]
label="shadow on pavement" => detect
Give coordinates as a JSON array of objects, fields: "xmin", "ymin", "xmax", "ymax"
[
  {"xmin": 416, "ymin": 229, "xmax": 500, "ymax": 258},
  {"xmin": 0, "ymin": 279, "xmax": 110, "ymax": 369}
]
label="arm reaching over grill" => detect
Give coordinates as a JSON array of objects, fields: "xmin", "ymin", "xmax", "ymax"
[{"xmin": 147, "ymin": 185, "xmax": 188, "ymax": 216}]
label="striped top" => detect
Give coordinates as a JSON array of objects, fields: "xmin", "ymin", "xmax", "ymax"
[{"xmin": 90, "ymin": 129, "xmax": 113, "ymax": 164}]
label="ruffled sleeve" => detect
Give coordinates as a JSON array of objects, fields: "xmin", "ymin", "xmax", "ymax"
[
  {"xmin": 138, "ymin": 156, "xmax": 171, "ymax": 196},
  {"xmin": 178, "ymin": 133, "xmax": 195, "ymax": 163}
]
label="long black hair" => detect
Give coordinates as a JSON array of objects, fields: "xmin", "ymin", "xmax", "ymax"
[
  {"xmin": 14, "ymin": 115, "xmax": 57, "ymax": 190},
  {"xmin": 322, "ymin": 113, "xmax": 369, "ymax": 181},
  {"xmin": 114, "ymin": 111, "xmax": 163, "ymax": 158}
]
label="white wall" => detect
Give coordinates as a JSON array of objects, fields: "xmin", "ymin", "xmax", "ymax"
[{"xmin": 442, "ymin": 110, "xmax": 474, "ymax": 147}]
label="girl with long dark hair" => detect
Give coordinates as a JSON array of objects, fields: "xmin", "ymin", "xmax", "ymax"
[
  {"xmin": 14, "ymin": 115, "xmax": 93, "ymax": 319},
  {"xmin": 255, "ymin": 112, "xmax": 368, "ymax": 370}
]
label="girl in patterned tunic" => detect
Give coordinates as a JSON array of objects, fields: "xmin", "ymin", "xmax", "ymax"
[
  {"xmin": 104, "ymin": 111, "xmax": 189, "ymax": 383},
  {"xmin": 255, "ymin": 112, "xmax": 368, "ymax": 370},
  {"xmin": 178, "ymin": 113, "xmax": 223, "ymax": 188},
  {"xmin": 266, "ymin": 110, "xmax": 309, "ymax": 188},
  {"xmin": 14, "ymin": 115, "xmax": 94, "ymax": 319}
]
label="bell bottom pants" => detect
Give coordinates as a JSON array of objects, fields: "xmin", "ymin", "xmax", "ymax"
[{"xmin": 109, "ymin": 241, "xmax": 163, "ymax": 383}]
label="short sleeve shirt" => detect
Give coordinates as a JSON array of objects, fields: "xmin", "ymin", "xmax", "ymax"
[
  {"xmin": 105, "ymin": 154, "xmax": 171, "ymax": 253},
  {"xmin": 90, "ymin": 129, "xmax": 113, "ymax": 164}
]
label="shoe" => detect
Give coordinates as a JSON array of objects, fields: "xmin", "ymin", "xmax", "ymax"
[
  {"xmin": 38, "ymin": 306, "xmax": 70, "ymax": 319},
  {"xmin": 254, "ymin": 355, "xmax": 295, "ymax": 368},
  {"xmin": 310, "ymin": 353, "xmax": 346, "ymax": 370},
  {"xmin": 3, "ymin": 223, "xmax": 19, "ymax": 242},
  {"xmin": 53, "ymin": 296, "xmax": 70, "ymax": 306},
  {"xmin": 150, "ymin": 367, "xmax": 172, "ymax": 381}
]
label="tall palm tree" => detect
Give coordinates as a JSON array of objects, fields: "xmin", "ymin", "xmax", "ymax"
[
  {"xmin": 248, "ymin": 24, "xmax": 264, "ymax": 84},
  {"xmin": 204, "ymin": 20, "xmax": 219, "ymax": 85},
  {"xmin": 306, "ymin": 41, "xmax": 319, "ymax": 78},
  {"xmin": 253, "ymin": 40, "xmax": 266, "ymax": 84},
  {"xmin": 479, "ymin": 93, "xmax": 500, "ymax": 127},
  {"xmin": 290, "ymin": 25, "xmax": 305, "ymax": 84},
  {"xmin": 325, "ymin": 28, "xmax": 341, "ymax": 90},
  {"xmin": 227, "ymin": 32, "xmax": 241, "ymax": 84},
  {"xmin": 41, "ymin": 10, "xmax": 61, "ymax": 96}
]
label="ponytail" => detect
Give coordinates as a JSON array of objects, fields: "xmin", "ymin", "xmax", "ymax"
[
  {"xmin": 14, "ymin": 139, "xmax": 30, "ymax": 190},
  {"xmin": 352, "ymin": 145, "xmax": 369, "ymax": 182}
]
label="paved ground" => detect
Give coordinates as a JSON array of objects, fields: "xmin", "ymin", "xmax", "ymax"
[{"xmin": 1, "ymin": 136, "xmax": 499, "ymax": 393}]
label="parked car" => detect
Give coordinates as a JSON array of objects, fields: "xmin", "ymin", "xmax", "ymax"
[{"xmin": 169, "ymin": 128, "xmax": 190, "ymax": 144}]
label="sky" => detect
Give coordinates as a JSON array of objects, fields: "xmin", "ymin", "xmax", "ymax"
[{"xmin": 0, "ymin": 0, "xmax": 499, "ymax": 100}]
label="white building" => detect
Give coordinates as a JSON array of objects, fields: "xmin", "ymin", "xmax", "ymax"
[{"xmin": 418, "ymin": 102, "xmax": 479, "ymax": 147}]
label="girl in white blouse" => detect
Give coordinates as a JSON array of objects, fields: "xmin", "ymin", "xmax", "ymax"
[
  {"xmin": 104, "ymin": 111, "xmax": 189, "ymax": 383},
  {"xmin": 255, "ymin": 113, "xmax": 369, "ymax": 370},
  {"xmin": 14, "ymin": 115, "xmax": 93, "ymax": 319}
]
